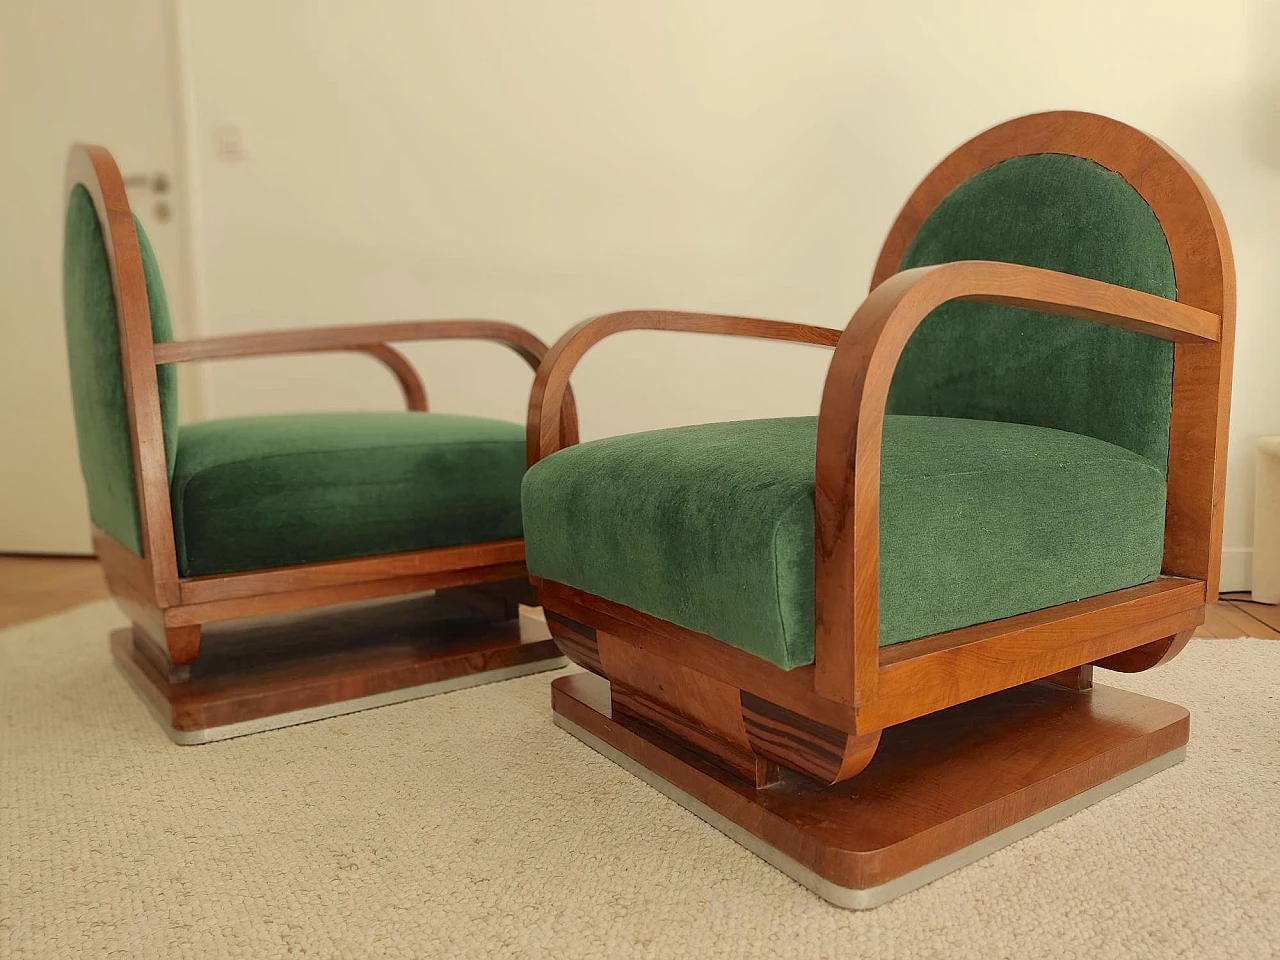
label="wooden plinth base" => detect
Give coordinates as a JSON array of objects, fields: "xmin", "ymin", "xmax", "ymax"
[
  {"xmin": 113, "ymin": 593, "xmax": 564, "ymax": 744},
  {"xmin": 551, "ymin": 671, "xmax": 1189, "ymax": 909}
]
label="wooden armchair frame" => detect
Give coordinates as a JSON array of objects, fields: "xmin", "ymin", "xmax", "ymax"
[
  {"xmin": 529, "ymin": 112, "xmax": 1233, "ymax": 789},
  {"xmin": 68, "ymin": 143, "xmax": 576, "ymax": 739}
]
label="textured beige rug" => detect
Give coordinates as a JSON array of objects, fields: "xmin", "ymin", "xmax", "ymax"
[{"xmin": 2, "ymin": 601, "xmax": 1278, "ymax": 959}]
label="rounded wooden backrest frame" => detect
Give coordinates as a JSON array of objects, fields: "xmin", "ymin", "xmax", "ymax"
[
  {"xmin": 65, "ymin": 144, "xmax": 182, "ymax": 587},
  {"xmin": 809, "ymin": 111, "xmax": 1234, "ymax": 706},
  {"xmin": 872, "ymin": 111, "xmax": 1235, "ymax": 591}
]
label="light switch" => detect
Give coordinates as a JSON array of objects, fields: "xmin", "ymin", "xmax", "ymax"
[{"xmin": 214, "ymin": 124, "xmax": 246, "ymax": 161}]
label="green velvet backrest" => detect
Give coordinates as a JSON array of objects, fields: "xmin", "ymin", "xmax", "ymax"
[
  {"xmin": 888, "ymin": 153, "xmax": 1177, "ymax": 469},
  {"xmin": 63, "ymin": 184, "xmax": 178, "ymax": 555}
]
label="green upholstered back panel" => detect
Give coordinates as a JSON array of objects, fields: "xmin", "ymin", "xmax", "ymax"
[
  {"xmin": 889, "ymin": 153, "xmax": 1177, "ymax": 469},
  {"xmin": 62, "ymin": 184, "xmax": 178, "ymax": 555}
]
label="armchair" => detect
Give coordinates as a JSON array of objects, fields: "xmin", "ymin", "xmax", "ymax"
[
  {"xmin": 521, "ymin": 112, "xmax": 1233, "ymax": 906},
  {"xmin": 64, "ymin": 144, "xmax": 574, "ymax": 743}
]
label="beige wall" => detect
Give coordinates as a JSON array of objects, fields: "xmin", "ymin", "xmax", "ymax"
[
  {"xmin": 0, "ymin": 0, "xmax": 194, "ymax": 553},
  {"xmin": 182, "ymin": 0, "xmax": 1280, "ymax": 589}
]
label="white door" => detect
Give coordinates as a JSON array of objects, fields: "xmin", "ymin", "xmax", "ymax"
[{"xmin": 0, "ymin": 0, "xmax": 195, "ymax": 554}]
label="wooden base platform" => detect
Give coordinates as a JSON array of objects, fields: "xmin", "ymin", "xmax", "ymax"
[
  {"xmin": 113, "ymin": 593, "xmax": 565, "ymax": 744},
  {"xmin": 551, "ymin": 671, "xmax": 1189, "ymax": 909}
]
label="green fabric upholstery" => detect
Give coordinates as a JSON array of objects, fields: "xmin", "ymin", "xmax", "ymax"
[
  {"xmin": 522, "ymin": 416, "xmax": 1167, "ymax": 669},
  {"xmin": 890, "ymin": 153, "xmax": 1177, "ymax": 469},
  {"xmin": 62, "ymin": 185, "xmax": 178, "ymax": 555},
  {"xmin": 172, "ymin": 411, "xmax": 526, "ymax": 576}
]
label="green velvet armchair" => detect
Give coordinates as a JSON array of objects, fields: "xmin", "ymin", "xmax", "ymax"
[
  {"xmin": 63, "ymin": 144, "xmax": 573, "ymax": 743},
  {"xmin": 520, "ymin": 111, "xmax": 1234, "ymax": 907}
]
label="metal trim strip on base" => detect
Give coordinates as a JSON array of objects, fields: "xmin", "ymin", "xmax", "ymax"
[
  {"xmin": 553, "ymin": 712, "xmax": 1186, "ymax": 910},
  {"xmin": 120, "ymin": 657, "xmax": 567, "ymax": 745}
]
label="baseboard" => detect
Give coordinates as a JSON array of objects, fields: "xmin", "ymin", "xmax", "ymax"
[{"xmin": 1220, "ymin": 548, "xmax": 1252, "ymax": 594}]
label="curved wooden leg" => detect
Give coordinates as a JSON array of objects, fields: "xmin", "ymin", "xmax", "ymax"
[
  {"xmin": 129, "ymin": 622, "xmax": 201, "ymax": 684},
  {"xmin": 546, "ymin": 610, "xmax": 881, "ymax": 786},
  {"xmin": 740, "ymin": 692, "xmax": 880, "ymax": 784},
  {"xmin": 610, "ymin": 680, "xmax": 781, "ymax": 787},
  {"xmin": 1044, "ymin": 664, "xmax": 1094, "ymax": 690},
  {"xmin": 437, "ymin": 577, "xmax": 536, "ymax": 621},
  {"xmin": 166, "ymin": 624, "xmax": 201, "ymax": 666},
  {"xmin": 1093, "ymin": 629, "xmax": 1192, "ymax": 673},
  {"xmin": 546, "ymin": 611, "xmax": 604, "ymax": 674}
]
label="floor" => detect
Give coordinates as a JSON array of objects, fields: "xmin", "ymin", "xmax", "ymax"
[
  {"xmin": 0, "ymin": 554, "xmax": 109, "ymax": 629},
  {"xmin": 1199, "ymin": 590, "xmax": 1280, "ymax": 638},
  {"xmin": 2, "ymin": 553, "xmax": 1279, "ymax": 637},
  {"xmin": 5, "ymin": 599, "xmax": 1278, "ymax": 957}
]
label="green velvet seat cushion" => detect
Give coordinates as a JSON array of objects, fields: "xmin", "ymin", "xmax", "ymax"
[
  {"xmin": 172, "ymin": 411, "xmax": 527, "ymax": 577},
  {"xmin": 521, "ymin": 415, "xmax": 1167, "ymax": 670}
]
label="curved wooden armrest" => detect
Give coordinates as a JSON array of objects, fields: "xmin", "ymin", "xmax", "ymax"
[
  {"xmin": 526, "ymin": 309, "xmax": 843, "ymax": 464},
  {"xmin": 811, "ymin": 259, "xmax": 1223, "ymax": 705},
  {"xmin": 154, "ymin": 320, "xmax": 574, "ymax": 428}
]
